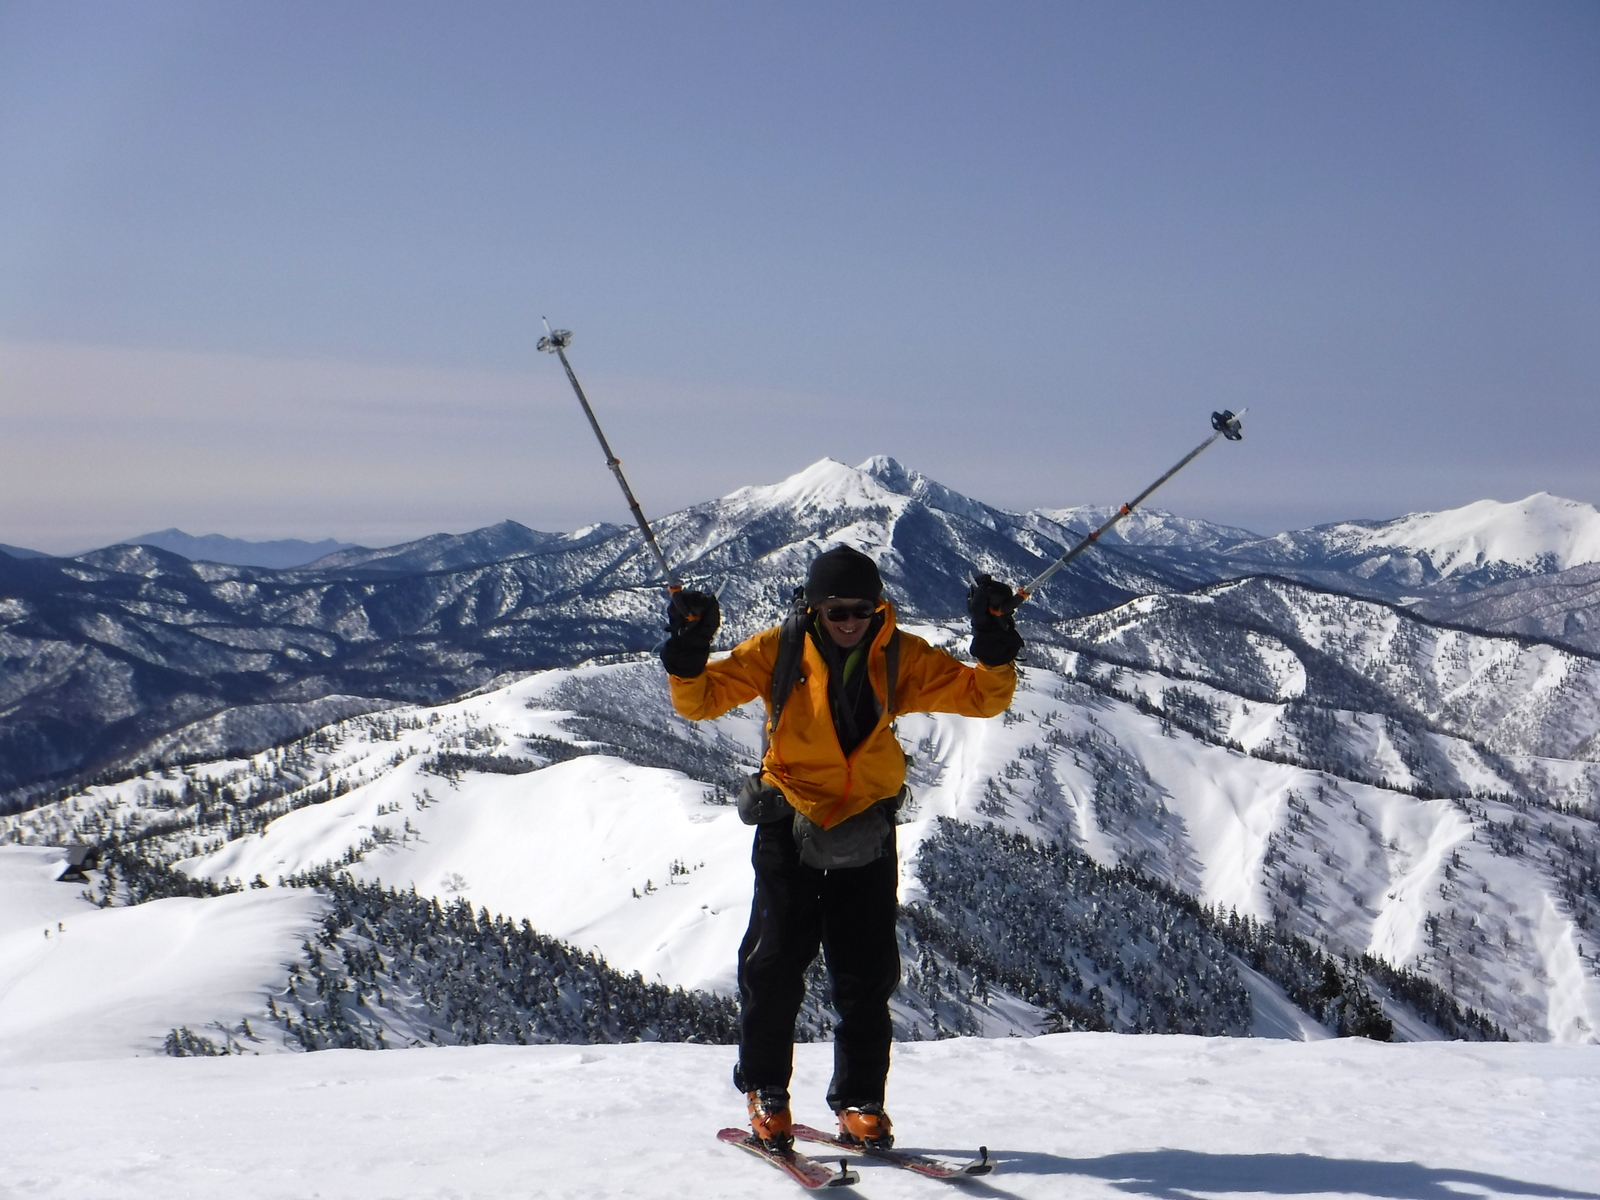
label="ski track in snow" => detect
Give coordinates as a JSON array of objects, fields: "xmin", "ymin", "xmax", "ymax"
[{"xmin": 2, "ymin": 1035, "xmax": 1596, "ymax": 1199}]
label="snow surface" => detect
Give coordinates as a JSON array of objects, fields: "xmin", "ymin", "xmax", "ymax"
[
  {"xmin": 2, "ymin": 1034, "xmax": 1596, "ymax": 1199},
  {"xmin": 0, "ymin": 846, "xmax": 324, "ymax": 1066}
]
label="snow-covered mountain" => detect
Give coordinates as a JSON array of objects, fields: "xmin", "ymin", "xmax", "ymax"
[
  {"xmin": 1197, "ymin": 493, "xmax": 1600, "ymax": 599},
  {"xmin": 9, "ymin": 460, "xmax": 1596, "ymax": 813},
  {"xmin": 1409, "ymin": 562, "xmax": 1600, "ymax": 656},
  {"xmin": 0, "ymin": 458, "xmax": 1197, "ymax": 808},
  {"xmin": 1327, "ymin": 492, "xmax": 1600, "ymax": 577},
  {"xmin": 8, "ymin": 571, "xmax": 1597, "ymax": 1049}
]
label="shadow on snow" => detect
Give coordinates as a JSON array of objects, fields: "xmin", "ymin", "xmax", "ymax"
[{"xmin": 888, "ymin": 1148, "xmax": 1597, "ymax": 1200}]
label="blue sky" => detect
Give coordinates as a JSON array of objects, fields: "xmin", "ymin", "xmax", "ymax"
[{"xmin": 1, "ymin": 1, "xmax": 1596, "ymax": 552}]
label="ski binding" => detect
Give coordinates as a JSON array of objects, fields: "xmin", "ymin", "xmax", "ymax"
[
  {"xmin": 717, "ymin": 1128, "xmax": 860, "ymax": 1189},
  {"xmin": 792, "ymin": 1123, "xmax": 993, "ymax": 1178}
]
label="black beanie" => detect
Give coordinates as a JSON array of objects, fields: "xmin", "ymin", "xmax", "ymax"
[{"xmin": 806, "ymin": 545, "xmax": 883, "ymax": 606}]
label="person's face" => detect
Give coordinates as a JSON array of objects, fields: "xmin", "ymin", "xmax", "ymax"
[{"xmin": 817, "ymin": 598, "xmax": 877, "ymax": 650}]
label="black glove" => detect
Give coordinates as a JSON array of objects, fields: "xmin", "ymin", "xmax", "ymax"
[
  {"xmin": 660, "ymin": 589, "xmax": 721, "ymax": 677},
  {"xmin": 966, "ymin": 574, "xmax": 1023, "ymax": 667}
]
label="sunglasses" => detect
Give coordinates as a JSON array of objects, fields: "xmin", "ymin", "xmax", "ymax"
[{"xmin": 819, "ymin": 603, "xmax": 877, "ymax": 623}]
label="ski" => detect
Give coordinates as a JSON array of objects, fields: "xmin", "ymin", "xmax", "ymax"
[
  {"xmin": 716, "ymin": 1128, "xmax": 860, "ymax": 1189},
  {"xmin": 792, "ymin": 1124, "xmax": 994, "ymax": 1179}
]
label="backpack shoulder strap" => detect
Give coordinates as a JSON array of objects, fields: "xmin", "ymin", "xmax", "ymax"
[
  {"xmin": 767, "ymin": 596, "xmax": 900, "ymax": 740},
  {"xmin": 885, "ymin": 629, "xmax": 901, "ymax": 717},
  {"xmin": 766, "ymin": 587, "xmax": 809, "ymax": 741}
]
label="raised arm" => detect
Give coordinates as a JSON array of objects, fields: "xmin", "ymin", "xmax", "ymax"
[
  {"xmin": 661, "ymin": 590, "xmax": 780, "ymax": 721},
  {"xmin": 893, "ymin": 575, "xmax": 1023, "ymax": 718},
  {"xmin": 895, "ymin": 635, "xmax": 1017, "ymax": 718}
]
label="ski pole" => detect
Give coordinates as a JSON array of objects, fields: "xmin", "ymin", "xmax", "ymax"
[
  {"xmin": 537, "ymin": 321, "xmax": 690, "ymax": 614},
  {"xmin": 1013, "ymin": 409, "xmax": 1246, "ymax": 607}
]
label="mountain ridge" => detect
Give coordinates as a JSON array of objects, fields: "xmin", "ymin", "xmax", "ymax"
[{"xmin": 3, "ymin": 457, "xmax": 1598, "ymax": 811}]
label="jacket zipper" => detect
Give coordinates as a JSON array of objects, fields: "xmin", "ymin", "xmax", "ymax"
[{"xmin": 819, "ymin": 623, "xmax": 891, "ymax": 829}]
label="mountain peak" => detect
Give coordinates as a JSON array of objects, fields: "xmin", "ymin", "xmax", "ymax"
[
  {"xmin": 720, "ymin": 457, "xmax": 903, "ymax": 515},
  {"xmin": 857, "ymin": 456, "xmax": 1001, "ymax": 525},
  {"xmin": 857, "ymin": 455, "xmax": 918, "ymax": 492},
  {"xmin": 716, "ymin": 457, "xmax": 1009, "ymax": 535}
]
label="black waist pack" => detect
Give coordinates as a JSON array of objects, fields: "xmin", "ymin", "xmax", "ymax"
[
  {"xmin": 791, "ymin": 788, "xmax": 906, "ymax": 871},
  {"xmin": 736, "ymin": 773, "xmax": 794, "ymax": 826}
]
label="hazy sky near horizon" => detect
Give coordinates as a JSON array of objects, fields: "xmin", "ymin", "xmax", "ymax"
[{"xmin": 1, "ymin": 1, "xmax": 1596, "ymax": 554}]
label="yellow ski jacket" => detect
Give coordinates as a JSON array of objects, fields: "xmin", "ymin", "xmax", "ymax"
[{"xmin": 668, "ymin": 601, "xmax": 1016, "ymax": 829}]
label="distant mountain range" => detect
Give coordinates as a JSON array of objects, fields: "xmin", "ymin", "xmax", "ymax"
[
  {"xmin": 2, "ymin": 458, "xmax": 1598, "ymax": 811},
  {"xmin": 0, "ymin": 523, "xmax": 627, "ymax": 571},
  {"xmin": 123, "ymin": 529, "xmax": 364, "ymax": 569},
  {"xmin": 0, "ymin": 531, "xmax": 363, "ymax": 569}
]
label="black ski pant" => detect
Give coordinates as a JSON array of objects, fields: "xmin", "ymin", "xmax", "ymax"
[{"xmin": 734, "ymin": 819, "xmax": 900, "ymax": 1111}]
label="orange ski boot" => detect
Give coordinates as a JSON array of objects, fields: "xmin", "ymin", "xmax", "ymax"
[
  {"xmin": 837, "ymin": 1102, "xmax": 893, "ymax": 1150},
  {"xmin": 747, "ymin": 1087, "xmax": 794, "ymax": 1152}
]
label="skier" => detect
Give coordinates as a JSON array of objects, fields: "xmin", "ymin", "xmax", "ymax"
[{"xmin": 660, "ymin": 545, "xmax": 1023, "ymax": 1153}]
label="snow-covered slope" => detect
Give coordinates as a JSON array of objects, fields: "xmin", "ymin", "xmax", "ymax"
[
  {"xmin": 2, "ymin": 1036, "xmax": 1595, "ymax": 1200},
  {"xmin": 0, "ymin": 845, "xmax": 323, "ymax": 1066},
  {"xmin": 1056, "ymin": 575, "xmax": 1600, "ymax": 764},
  {"xmin": 202, "ymin": 747, "xmax": 756, "ymax": 997},
  {"xmin": 1338, "ymin": 493, "xmax": 1600, "ymax": 575},
  {"xmin": 1411, "ymin": 561, "xmax": 1600, "ymax": 656}
]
